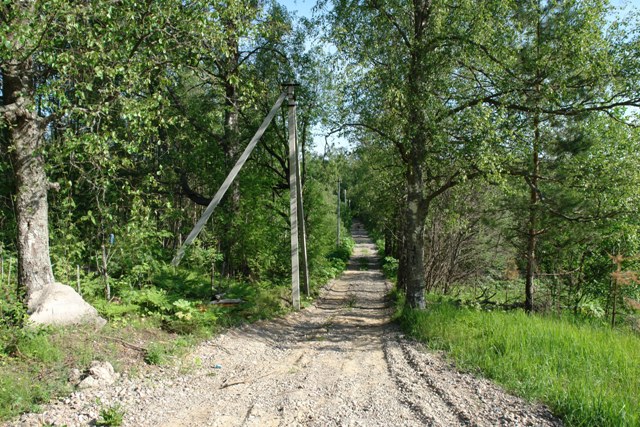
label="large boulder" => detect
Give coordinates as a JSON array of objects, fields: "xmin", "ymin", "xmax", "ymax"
[{"xmin": 28, "ymin": 283, "xmax": 106, "ymax": 327}]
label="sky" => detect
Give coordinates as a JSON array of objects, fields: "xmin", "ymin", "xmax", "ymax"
[
  {"xmin": 278, "ymin": 0, "xmax": 317, "ymax": 20},
  {"xmin": 617, "ymin": 0, "xmax": 640, "ymax": 10}
]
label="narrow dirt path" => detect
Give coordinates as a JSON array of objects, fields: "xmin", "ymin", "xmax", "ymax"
[{"xmin": 10, "ymin": 224, "xmax": 561, "ymax": 426}]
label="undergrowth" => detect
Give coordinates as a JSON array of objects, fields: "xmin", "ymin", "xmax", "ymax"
[
  {"xmin": 395, "ymin": 292, "xmax": 640, "ymax": 426},
  {"xmin": 0, "ymin": 238, "xmax": 354, "ymax": 423}
]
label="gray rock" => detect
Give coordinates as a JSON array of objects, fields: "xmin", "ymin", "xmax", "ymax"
[
  {"xmin": 27, "ymin": 283, "xmax": 106, "ymax": 327},
  {"xmin": 68, "ymin": 368, "xmax": 82, "ymax": 385},
  {"xmin": 78, "ymin": 361, "xmax": 119, "ymax": 389}
]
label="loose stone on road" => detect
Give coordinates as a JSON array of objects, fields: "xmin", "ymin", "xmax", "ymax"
[{"xmin": 10, "ymin": 223, "xmax": 561, "ymax": 427}]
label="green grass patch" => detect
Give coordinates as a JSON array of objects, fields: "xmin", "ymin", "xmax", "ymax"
[
  {"xmin": 397, "ymin": 294, "xmax": 640, "ymax": 426},
  {"xmin": 382, "ymin": 256, "xmax": 399, "ymax": 280},
  {"xmin": 144, "ymin": 336, "xmax": 195, "ymax": 365},
  {"xmin": 0, "ymin": 328, "xmax": 78, "ymax": 420}
]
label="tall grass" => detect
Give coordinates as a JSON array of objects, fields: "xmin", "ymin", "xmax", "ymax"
[{"xmin": 398, "ymin": 296, "xmax": 640, "ymax": 426}]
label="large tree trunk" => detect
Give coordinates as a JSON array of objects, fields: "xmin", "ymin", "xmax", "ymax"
[
  {"xmin": 524, "ymin": 111, "xmax": 541, "ymax": 313},
  {"xmin": 2, "ymin": 59, "xmax": 104, "ymax": 327},
  {"xmin": 220, "ymin": 30, "xmax": 241, "ymax": 277},
  {"xmin": 4, "ymin": 60, "xmax": 55, "ymax": 304},
  {"xmin": 403, "ymin": 164, "xmax": 427, "ymax": 308},
  {"xmin": 401, "ymin": 12, "xmax": 430, "ymax": 308}
]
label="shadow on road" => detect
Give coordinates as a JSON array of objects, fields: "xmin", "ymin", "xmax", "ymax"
[{"xmin": 233, "ymin": 221, "xmax": 395, "ymax": 354}]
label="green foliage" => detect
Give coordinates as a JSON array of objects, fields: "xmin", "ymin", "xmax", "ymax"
[
  {"xmin": 92, "ymin": 300, "xmax": 141, "ymax": 323},
  {"xmin": 144, "ymin": 336, "xmax": 196, "ymax": 366},
  {"xmin": 143, "ymin": 344, "xmax": 166, "ymax": 365},
  {"xmin": 388, "ymin": 287, "xmax": 406, "ymax": 321},
  {"xmin": 163, "ymin": 300, "xmax": 217, "ymax": 335},
  {"xmin": 11, "ymin": 0, "xmax": 640, "ymax": 423},
  {"xmin": 0, "ymin": 5, "xmax": 350, "ymax": 424},
  {"xmin": 143, "ymin": 343, "xmax": 171, "ymax": 366},
  {"xmin": 0, "ymin": 327, "xmax": 81, "ymax": 421},
  {"xmin": 96, "ymin": 404, "xmax": 124, "ymax": 427},
  {"xmin": 329, "ymin": 236, "xmax": 355, "ymax": 264},
  {"xmin": 309, "ymin": 235, "xmax": 355, "ymax": 285},
  {"xmin": 15, "ymin": 333, "xmax": 63, "ymax": 364},
  {"xmin": 238, "ymin": 282, "xmax": 290, "ymax": 323},
  {"xmin": 152, "ymin": 266, "xmax": 212, "ymax": 300},
  {"xmin": 0, "ymin": 368, "xmax": 63, "ymax": 421},
  {"xmin": 129, "ymin": 288, "xmax": 172, "ymax": 315},
  {"xmin": 0, "ymin": 291, "xmax": 27, "ymax": 333},
  {"xmin": 93, "ymin": 285, "xmax": 219, "ymax": 335},
  {"xmin": 382, "ymin": 256, "xmax": 399, "ymax": 279},
  {"xmin": 577, "ymin": 300, "xmax": 606, "ymax": 319},
  {"xmin": 398, "ymin": 296, "xmax": 640, "ymax": 426}
]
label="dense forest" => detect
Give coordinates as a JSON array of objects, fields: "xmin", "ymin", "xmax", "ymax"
[
  {"xmin": 1, "ymin": 0, "xmax": 640, "ymax": 424},
  {"xmin": 1, "ymin": 0, "xmax": 353, "ymax": 327}
]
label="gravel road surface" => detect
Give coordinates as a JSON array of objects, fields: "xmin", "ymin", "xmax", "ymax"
[{"xmin": 9, "ymin": 224, "xmax": 561, "ymax": 426}]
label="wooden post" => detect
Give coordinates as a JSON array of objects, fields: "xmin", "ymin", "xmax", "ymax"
[
  {"xmin": 76, "ymin": 264, "xmax": 81, "ymax": 295},
  {"xmin": 287, "ymin": 84, "xmax": 301, "ymax": 310},
  {"xmin": 295, "ymin": 121, "xmax": 310, "ymax": 296},
  {"xmin": 7, "ymin": 257, "xmax": 12, "ymax": 288},
  {"xmin": 102, "ymin": 244, "xmax": 110, "ymax": 300},
  {"xmin": 211, "ymin": 253, "xmax": 216, "ymax": 298},
  {"xmin": 337, "ymin": 178, "xmax": 341, "ymax": 247}
]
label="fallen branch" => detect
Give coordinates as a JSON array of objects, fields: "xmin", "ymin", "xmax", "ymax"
[
  {"xmin": 220, "ymin": 372, "xmax": 273, "ymax": 389},
  {"xmin": 209, "ymin": 299, "xmax": 243, "ymax": 306},
  {"xmin": 98, "ymin": 335, "xmax": 147, "ymax": 352}
]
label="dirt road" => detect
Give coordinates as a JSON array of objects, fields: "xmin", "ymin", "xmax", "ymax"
[{"xmin": 12, "ymin": 224, "xmax": 561, "ymax": 426}]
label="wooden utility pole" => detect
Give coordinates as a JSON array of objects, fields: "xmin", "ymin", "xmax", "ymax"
[
  {"xmin": 287, "ymin": 84, "xmax": 301, "ymax": 310},
  {"xmin": 337, "ymin": 178, "xmax": 341, "ymax": 247},
  {"xmin": 101, "ymin": 244, "xmax": 110, "ymax": 300},
  {"xmin": 295, "ymin": 123, "xmax": 310, "ymax": 296}
]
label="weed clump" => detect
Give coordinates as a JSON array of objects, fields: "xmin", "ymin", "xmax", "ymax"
[{"xmin": 96, "ymin": 403, "xmax": 124, "ymax": 426}]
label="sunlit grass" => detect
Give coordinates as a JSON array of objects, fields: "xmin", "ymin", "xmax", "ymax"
[{"xmin": 397, "ymin": 295, "xmax": 640, "ymax": 426}]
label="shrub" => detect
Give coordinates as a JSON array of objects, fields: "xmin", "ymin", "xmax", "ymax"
[
  {"xmin": 329, "ymin": 236, "xmax": 355, "ymax": 264},
  {"xmin": 382, "ymin": 256, "xmax": 399, "ymax": 279}
]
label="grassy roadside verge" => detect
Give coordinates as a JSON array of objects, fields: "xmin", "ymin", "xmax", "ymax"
[{"xmin": 393, "ymin": 292, "xmax": 640, "ymax": 426}]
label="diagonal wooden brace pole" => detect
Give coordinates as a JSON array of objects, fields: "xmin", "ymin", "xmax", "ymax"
[
  {"xmin": 171, "ymin": 91, "xmax": 287, "ymax": 266},
  {"xmin": 286, "ymin": 84, "xmax": 301, "ymax": 310}
]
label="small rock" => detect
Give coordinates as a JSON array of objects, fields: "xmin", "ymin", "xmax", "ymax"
[
  {"xmin": 78, "ymin": 361, "xmax": 118, "ymax": 389},
  {"xmin": 68, "ymin": 368, "xmax": 82, "ymax": 384}
]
